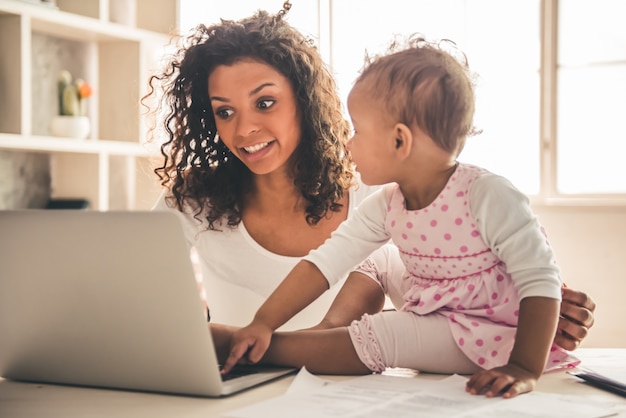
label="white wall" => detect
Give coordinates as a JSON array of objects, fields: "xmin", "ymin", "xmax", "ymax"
[{"xmin": 533, "ymin": 204, "xmax": 626, "ymax": 348}]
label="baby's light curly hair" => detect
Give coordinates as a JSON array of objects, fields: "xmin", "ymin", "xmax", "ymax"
[
  {"xmin": 144, "ymin": 9, "xmax": 353, "ymax": 229},
  {"xmin": 356, "ymin": 35, "xmax": 480, "ymax": 156}
]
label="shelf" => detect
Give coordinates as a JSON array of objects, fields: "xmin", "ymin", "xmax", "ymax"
[
  {"xmin": 0, "ymin": 0, "xmax": 175, "ymax": 41},
  {"xmin": 0, "ymin": 0, "xmax": 175, "ymax": 211},
  {"xmin": 0, "ymin": 133, "xmax": 158, "ymax": 156}
]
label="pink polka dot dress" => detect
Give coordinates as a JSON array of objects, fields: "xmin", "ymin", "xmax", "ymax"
[{"xmin": 384, "ymin": 163, "xmax": 578, "ymax": 371}]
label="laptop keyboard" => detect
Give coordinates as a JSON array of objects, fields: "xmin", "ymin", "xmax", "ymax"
[{"xmin": 219, "ymin": 365, "xmax": 260, "ymax": 382}]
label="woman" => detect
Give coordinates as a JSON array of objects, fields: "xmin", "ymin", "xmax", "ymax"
[{"xmin": 145, "ymin": 7, "xmax": 594, "ymax": 347}]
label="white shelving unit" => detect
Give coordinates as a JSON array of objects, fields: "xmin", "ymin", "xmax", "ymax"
[{"xmin": 0, "ymin": 0, "xmax": 178, "ymax": 210}]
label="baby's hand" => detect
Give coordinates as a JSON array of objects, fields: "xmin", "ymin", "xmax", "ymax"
[
  {"xmin": 220, "ymin": 321, "xmax": 273, "ymax": 374},
  {"xmin": 465, "ymin": 364, "xmax": 538, "ymax": 398}
]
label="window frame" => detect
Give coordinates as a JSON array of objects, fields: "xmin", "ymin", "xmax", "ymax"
[{"xmin": 538, "ymin": 0, "xmax": 626, "ymax": 206}]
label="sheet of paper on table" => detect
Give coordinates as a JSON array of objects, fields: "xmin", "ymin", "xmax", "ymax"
[{"xmin": 226, "ymin": 368, "xmax": 619, "ymax": 418}]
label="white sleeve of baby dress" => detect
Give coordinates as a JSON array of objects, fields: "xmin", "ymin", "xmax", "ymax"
[
  {"xmin": 304, "ymin": 184, "xmax": 394, "ymax": 288},
  {"xmin": 469, "ymin": 173, "xmax": 562, "ymax": 301}
]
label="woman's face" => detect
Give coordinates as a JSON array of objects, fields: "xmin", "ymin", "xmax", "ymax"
[{"xmin": 208, "ymin": 58, "xmax": 302, "ymax": 176}]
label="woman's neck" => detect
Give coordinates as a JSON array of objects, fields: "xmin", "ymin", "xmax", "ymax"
[
  {"xmin": 240, "ymin": 170, "xmax": 350, "ymax": 257},
  {"xmin": 244, "ymin": 171, "xmax": 304, "ymax": 216}
]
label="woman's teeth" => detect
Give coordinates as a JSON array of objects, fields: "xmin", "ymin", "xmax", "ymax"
[{"xmin": 243, "ymin": 142, "xmax": 271, "ymax": 153}]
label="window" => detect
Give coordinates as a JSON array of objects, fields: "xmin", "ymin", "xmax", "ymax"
[
  {"xmin": 179, "ymin": 0, "xmax": 626, "ymax": 202},
  {"xmin": 556, "ymin": 0, "xmax": 626, "ymax": 195},
  {"xmin": 330, "ymin": 0, "xmax": 541, "ymax": 195}
]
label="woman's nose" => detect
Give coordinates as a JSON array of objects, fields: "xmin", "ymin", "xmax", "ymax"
[{"xmin": 235, "ymin": 111, "xmax": 260, "ymax": 137}]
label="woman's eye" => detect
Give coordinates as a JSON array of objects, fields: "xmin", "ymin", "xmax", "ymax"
[
  {"xmin": 257, "ymin": 99, "xmax": 275, "ymax": 110},
  {"xmin": 215, "ymin": 108, "xmax": 234, "ymax": 119}
]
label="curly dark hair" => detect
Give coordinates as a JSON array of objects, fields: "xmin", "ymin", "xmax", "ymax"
[{"xmin": 144, "ymin": 10, "xmax": 353, "ymax": 229}]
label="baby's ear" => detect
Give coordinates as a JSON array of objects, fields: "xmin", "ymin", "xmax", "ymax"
[{"xmin": 393, "ymin": 123, "xmax": 413, "ymax": 159}]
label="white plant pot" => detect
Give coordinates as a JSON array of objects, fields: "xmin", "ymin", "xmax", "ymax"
[{"xmin": 50, "ymin": 115, "xmax": 90, "ymax": 139}]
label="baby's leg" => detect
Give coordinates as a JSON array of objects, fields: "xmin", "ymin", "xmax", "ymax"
[
  {"xmin": 350, "ymin": 311, "xmax": 481, "ymax": 375},
  {"xmin": 263, "ymin": 327, "xmax": 372, "ymax": 375}
]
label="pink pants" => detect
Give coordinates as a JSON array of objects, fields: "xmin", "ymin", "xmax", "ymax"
[
  {"xmin": 348, "ymin": 310, "xmax": 480, "ymax": 374},
  {"xmin": 348, "ymin": 245, "xmax": 479, "ymax": 374}
]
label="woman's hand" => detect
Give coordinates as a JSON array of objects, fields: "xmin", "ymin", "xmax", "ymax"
[
  {"xmin": 556, "ymin": 287, "xmax": 596, "ymax": 350},
  {"xmin": 466, "ymin": 363, "xmax": 538, "ymax": 399}
]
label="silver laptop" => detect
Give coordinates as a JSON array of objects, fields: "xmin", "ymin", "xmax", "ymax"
[{"xmin": 0, "ymin": 210, "xmax": 296, "ymax": 397}]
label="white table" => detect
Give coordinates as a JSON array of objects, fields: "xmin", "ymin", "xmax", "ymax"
[{"xmin": 1, "ymin": 348, "xmax": 624, "ymax": 417}]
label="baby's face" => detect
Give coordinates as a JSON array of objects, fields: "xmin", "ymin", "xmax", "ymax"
[{"xmin": 345, "ymin": 82, "xmax": 398, "ymax": 186}]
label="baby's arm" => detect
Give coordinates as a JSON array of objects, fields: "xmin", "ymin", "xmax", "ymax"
[
  {"xmin": 466, "ymin": 173, "xmax": 563, "ymax": 397},
  {"xmin": 466, "ymin": 296, "xmax": 560, "ymax": 398},
  {"xmin": 221, "ymin": 260, "xmax": 329, "ymax": 373},
  {"xmin": 221, "ymin": 188, "xmax": 393, "ymax": 373}
]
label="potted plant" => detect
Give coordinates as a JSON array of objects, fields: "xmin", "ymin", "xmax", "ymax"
[{"xmin": 50, "ymin": 70, "xmax": 93, "ymax": 139}]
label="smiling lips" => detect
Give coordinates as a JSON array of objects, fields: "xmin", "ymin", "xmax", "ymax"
[{"xmin": 242, "ymin": 141, "xmax": 273, "ymax": 154}]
